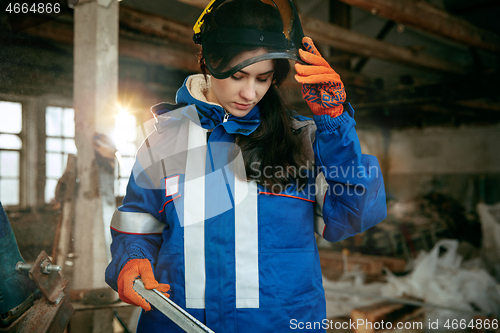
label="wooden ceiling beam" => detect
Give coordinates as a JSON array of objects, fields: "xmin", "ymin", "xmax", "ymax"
[
  {"xmin": 119, "ymin": 4, "xmax": 380, "ymax": 87},
  {"xmin": 22, "ymin": 19, "xmax": 200, "ymax": 73},
  {"xmin": 119, "ymin": 31, "xmax": 200, "ymax": 72},
  {"xmin": 298, "ymin": 14, "xmax": 467, "ymax": 75},
  {"xmin": 336, "ymin": 0, "xmax": 500, "ymax": 54},
  {"xmin": 119, "ymin": 6, "xmax": 196, "ymax": 49},
  {"xmin": 21, "ymin": 10, "xmax": 378, "ymax": 88},
  {"xmin": 173, "ymin": 0, "xmax": 468, "ymax": 75},
  {"xmin": 354, "ymin": 72, "xmax": 500, "ymax": 111}
]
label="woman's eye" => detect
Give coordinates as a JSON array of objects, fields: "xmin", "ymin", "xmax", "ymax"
[
  {"xmin": 257, "ymin": 77, "xmax": 269, "ymax": 82},
  {"xmin": 231, "ymin": 75, "xmax": 243, "ymax": 81}
]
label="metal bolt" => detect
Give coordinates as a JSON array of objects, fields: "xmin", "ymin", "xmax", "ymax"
[
  {"xmin": 41, "ymin": 260, "xmax": 62, "ymax": 274},
  {"xmin": 15, "ymin": 261, "xmax": 62, "ymax": 274},
  {"xmin": 15, "ymin": 262, "xmax": 32, "ymax": 272}
]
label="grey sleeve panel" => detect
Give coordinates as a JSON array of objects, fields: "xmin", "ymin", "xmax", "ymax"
[
  {"xmin": 135, "ymin": 107, "xmax": 193, "ymax": 188},
  {"xmin": 111, "ymin": 210, "xmax": 165, "ymax": 234},
  {"xmin": 314, "ymin": 172, "xmax": 327, "ymax": 236},
  {"xmin": 291, "ymin": 118, "xmax": 316, "ymax": 169}
]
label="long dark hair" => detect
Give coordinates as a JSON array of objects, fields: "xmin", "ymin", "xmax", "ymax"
[{"xmin": 200, "ymin": 0, "xmax": 307, "ymax": 192}]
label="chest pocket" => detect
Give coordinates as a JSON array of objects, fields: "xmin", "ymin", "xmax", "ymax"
[
  {"xmin": 258, "ymin": 183, "xmax": 316, "ymax": 253},
  {"xmin": 158, "ymin": 174, "xmax": 185, "ymax": 255}
]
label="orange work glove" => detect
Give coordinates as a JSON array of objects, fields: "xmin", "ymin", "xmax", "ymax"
[
  {"xmin": 294, "ymin": 37, "xmax": 346, "ymax": 118},
  {"xmin": 117, "ymin": 258, "xmax": 170, "ymax": 311}
]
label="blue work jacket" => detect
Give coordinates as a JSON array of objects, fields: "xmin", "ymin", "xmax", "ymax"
[{"xmin": 105, "ymin": 75, "xmax": 387, "ymax": 332}]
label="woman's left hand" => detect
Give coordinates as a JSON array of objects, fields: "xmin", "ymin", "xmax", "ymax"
[{"xmin": 295, "ymin": 37, "xmax": 346, "ymax": 118}]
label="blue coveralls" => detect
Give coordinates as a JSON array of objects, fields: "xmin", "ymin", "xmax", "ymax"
[{"xmin": 105, "ymin": 75, "xmax": 387, "ymax": 332}]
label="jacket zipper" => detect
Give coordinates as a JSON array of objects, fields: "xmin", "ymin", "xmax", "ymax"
[{"xmin": 223, "ymin": 110, "xmax": 230, "ymax": 123}]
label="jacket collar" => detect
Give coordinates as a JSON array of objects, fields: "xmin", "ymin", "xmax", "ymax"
[{"xmin": 175, "ymin": 74, "xmax": 261, "ymax": 135}]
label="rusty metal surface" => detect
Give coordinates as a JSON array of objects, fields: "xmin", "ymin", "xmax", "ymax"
[
  {"xmin": 0, "ymin": 288, "xmax": 74, "ymax": 333},
  {"xmin": 16, "ymin": 295, "xmax": 74, "ymax": 333},
  {"xmin": 0, "ymin": 309, "xmax": 29, "ymax": 333},
  {"xmin": 1, "ymin": 250, "xmax": 74, "ymax": 332},
  {"xmin": 29, "ymin": 251, "xmax": 68, "ymax": 303}
]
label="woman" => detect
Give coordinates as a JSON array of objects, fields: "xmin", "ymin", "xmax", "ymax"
[{"xmin": 105, "ymin": 0, "xmax": 387, "ymax": 332}]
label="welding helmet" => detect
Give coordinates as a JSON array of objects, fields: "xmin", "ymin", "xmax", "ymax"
[{"xmin": 193, "ymin": 0, "xmax": 305, "ymax": 79}]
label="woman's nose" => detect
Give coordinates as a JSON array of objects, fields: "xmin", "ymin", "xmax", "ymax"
[{"xmin": 240, "ymin": 81, "xmax": 256, "ymax": 101}]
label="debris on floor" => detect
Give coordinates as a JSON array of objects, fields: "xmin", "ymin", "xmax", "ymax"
[{"xmin": 321, "ymin": 200, "xmax": 500, "ymax": 332}]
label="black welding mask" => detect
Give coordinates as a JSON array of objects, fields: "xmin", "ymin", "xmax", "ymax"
[{"xmin": 193, "ymin": 0, "xmax": 305, "ymax": 79}]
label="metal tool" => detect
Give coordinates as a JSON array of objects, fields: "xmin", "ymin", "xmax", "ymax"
[
  {"xmin": 133, "ymin": 279, "xmax": 215, "ymax": 333},
  {"xmin": 0, "ymin": 202, "xmax": 73, "ymax": 333},
  {"xmin": 0, "ymin": 202, "xmax": 38, "ymax": 328}
]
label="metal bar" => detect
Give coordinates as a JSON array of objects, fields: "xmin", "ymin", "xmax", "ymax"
[
  {"xmin": 113, "ymin": 310, "xmax": 132, "ymax": 333},
  {"xmin": 133, "ymin": 279, "xmax": 215, "ymax": 333}
]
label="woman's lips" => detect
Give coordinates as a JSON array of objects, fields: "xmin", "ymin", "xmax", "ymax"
[{"xmin": 234, "ymin": 103, "xmax": 252, "ymax": 111}]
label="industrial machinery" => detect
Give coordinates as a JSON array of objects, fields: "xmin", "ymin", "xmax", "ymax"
[{"xmin": 0, "ymin": 202, "xmax": 74, "ymax": 333}]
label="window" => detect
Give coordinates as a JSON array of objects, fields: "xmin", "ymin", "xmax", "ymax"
[
  {"xmin": 44, "ymin": 106, "xmax": 137, "ymax": 201},
  {"xmin": 45, "ymin": 106, "xmax": 77, "ymax": 203},
  {"xmin": 0, "ymin": 101, "xmax": 22, "ymax": 205},
  {"xmin": 114, "ymin": 111, "xmax": 137, "ymax": 197}
]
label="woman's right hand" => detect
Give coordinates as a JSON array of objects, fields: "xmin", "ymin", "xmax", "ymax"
[{"xmin": 117, "ymin": 258, "xmax": 171, "ymax": 311}]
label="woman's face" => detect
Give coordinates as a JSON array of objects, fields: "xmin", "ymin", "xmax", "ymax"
[{"xmin": 208, "ymin": 48, "xmax": 274, "ymax": 118}]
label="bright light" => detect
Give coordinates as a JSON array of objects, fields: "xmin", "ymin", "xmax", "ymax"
[
  {"xmin": 115, "ymin": 150, "xmax": 124, "ymax": 167},
  {"xmin": 113, "ymin": 106, "xmax": 137, "ymax": 151}
]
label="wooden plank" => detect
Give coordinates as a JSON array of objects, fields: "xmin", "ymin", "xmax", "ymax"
[
  {"xmin": 351, "ymin": 302, "xmax": 424, "ymax": 333},
  {"xmin": 119, "ymin": 6, "xmax": 195, "ymax": 47},
  {"xmin": 174, "ymin": 0, "xmax": 468, "ymax": 74},
  {"xmin": 351, "ymin": 302, "xmax": 406, "ymax": 333},
  {"xmin": 52, "ymin": 154, "xmax": 78, "ymax": 273},
  {"xmin": 336, "ymin": 0, "xmax": 500, "ymax": 54},
  {"xmin": 22, "ymin": 4, "xmax": 468, "ymax": 75},
  {"xmin": 20, "ymin": 16, "xmax": 373, "ymax": 94},
  {"xmin": 319, "ymin": 250, "xmax": 407, "ymax": 281},
  {"xmin": 119, "ymin": 34, "xmax": 199, "ymax": 72},
  {"xmin": 354, "ymin": 72, "xmax": 500, "ymax": 110},
  {"xmin": 23, "ymin": 19, "xmax": 199, "ymax": 73},
  {"xmin": 298, "ymin": 14, "xmax": 467, "ymax": 75}
]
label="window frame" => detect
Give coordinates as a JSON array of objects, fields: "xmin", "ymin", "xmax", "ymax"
[{"xmin": 0, "ymin": 92, "xmax": 142, "ymax": 207}]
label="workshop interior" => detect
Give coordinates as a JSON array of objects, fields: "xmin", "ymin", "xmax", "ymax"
[{"xmin": 0, "ymin": 0, "xmax": 500, "ymax": 332}]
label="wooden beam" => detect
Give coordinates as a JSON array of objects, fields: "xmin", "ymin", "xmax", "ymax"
[
  {"xmin": 298, "ymin": 14, "xmax": 467, "ymax": 75},
  {"xmin": 21, "ymin": 14, "xmax": 376, "ymax": 89},
  {"xmin": 119, "ymin": 6, "xmax": 196, "ymax": 49},
  {"xmin": 174, "ymin": 0, "xmax": 469, "ymax": 75},
  {"xmin": 119, "ymin": 32, "xmax": 199, "ymax": 72},
  {"xmin": 329, "ymin": 0, "xmax": 351, "ymax": 69},
  {"xmin": 23, "ymin": 4, "xmax": 468, "ymax": 75},
  {"xmin": 354, "ymin": 72, "xmax": 500, "ymax": 111},
  {"xmin": 336, "ymin": 0, "xmax": 500, "ymax": 54},
  {"xmin": 353, "ymin": 20, "xmax": 396, "ymax": 72},
  {"xmin": 23, "ymin": 19, "xmax": 200, "ymax": 73}
]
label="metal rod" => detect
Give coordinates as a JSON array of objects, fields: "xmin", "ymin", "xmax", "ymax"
[
  {"xmin": 113, "ymin": 309, "xmax": 132, "ymax": 333},
  {"xmin": 133, "ymin": 279, "xmax": 215, "ymax": 333}
]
